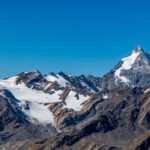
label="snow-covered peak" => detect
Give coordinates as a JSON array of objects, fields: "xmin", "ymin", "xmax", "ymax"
[
  {"xmin": 131, "ymin": 45, "xmax": 146, "ymax": 55},
  {"xmin": 115, "ymin": 49, "xmax": 140, "ymax": 83},
  {"xmin": 114, "ymin": 46, "xmax": 150, "ymax": 84}
]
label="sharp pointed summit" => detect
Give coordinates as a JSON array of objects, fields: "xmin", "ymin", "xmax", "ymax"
[
  {"xmin": 99, "ymin": 46, "xmax": 150, "ymax": 90},
  {"xmin": 114, "ymin": 45, "xmax": 150, "ymax": 85},
  {"xmin": 132, "ymin": 45, "xmax": 146, "ymax": 55},
  {"xmin": 131, "ymin": 45, "xmax": 150, "ymax": 64},
  {"xmin": 135, "ymin": 45, "xmax": 143, "ymax": 51}
]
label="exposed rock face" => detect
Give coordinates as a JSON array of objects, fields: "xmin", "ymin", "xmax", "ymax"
[
  {"xmin": 44, "ymin": 88, "xmax": 148, "ymax": 149},
  {"xmin": 1, "ymin": 46, "xmax": 150, "ymax": 150},
  {"xmin": 16, "ymin": 70, "xmax": 48, "ymax": 90}
]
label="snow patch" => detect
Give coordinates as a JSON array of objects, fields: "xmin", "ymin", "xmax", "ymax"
[
  {"xmin": 45, "ymin": 74, "xmax": 70, "ymax": 87},
  {"xmin": 144, "ymin": 88, "xmax": 150, "ymax": 94},
  {"xmin": 21, "ymin": 101, "xmax": 56, "ymax": 125},
  {"xmin": 103, "ymin": 94, "xmax": 108, "ymax": 99},
  {"xmin": 63, "ymin": 91, "xmax": 89, "ymax": 111}
]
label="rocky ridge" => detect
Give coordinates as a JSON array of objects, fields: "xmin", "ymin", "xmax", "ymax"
[{"xmin": 1, "ymin": 46, "xmax": 150, "ymax": 150}]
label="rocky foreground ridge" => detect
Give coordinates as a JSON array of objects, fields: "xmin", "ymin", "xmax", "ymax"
[{"xmin": 1, "ymin": 46, "xmax": 150, "ymax": 150}]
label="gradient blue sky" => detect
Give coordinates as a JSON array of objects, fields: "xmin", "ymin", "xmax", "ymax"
[{"xmin": 0, "ymin": 0, "xmax": 150, "ymax": 78}]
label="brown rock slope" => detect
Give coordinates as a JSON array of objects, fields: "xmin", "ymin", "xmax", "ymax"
[{"xmin": 26, "ymin": 87, "xmax": 150, "ymax": 150}]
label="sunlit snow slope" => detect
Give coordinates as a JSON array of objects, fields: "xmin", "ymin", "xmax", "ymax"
[{"xmin": 0, "ymin": 75, "xmax": 89, "ymax": 126}]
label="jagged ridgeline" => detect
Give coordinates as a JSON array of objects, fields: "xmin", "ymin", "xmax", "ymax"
[{"xmin": 0, "ymin": 46, "xmax": 150, "ymax": 150}]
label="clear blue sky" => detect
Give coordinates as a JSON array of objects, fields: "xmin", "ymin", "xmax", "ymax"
[{"xmin": 0, "ymin": 0, "xmax": 150, "ymax": 78}]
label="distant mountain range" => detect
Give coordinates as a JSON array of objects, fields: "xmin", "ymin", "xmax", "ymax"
[{"xmin": 0, "ymin": 46, "xmax": 150, "ymax": 150}]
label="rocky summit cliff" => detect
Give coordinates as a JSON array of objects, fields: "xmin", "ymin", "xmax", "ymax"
[{"xmin": 0, "ymin": 46, "xmax": 150, "ymax": 150}]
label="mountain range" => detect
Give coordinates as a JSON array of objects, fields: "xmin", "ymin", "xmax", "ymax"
[{"xmin": 0, "ymin": 46, "xmax": 150, "ymax": 150}]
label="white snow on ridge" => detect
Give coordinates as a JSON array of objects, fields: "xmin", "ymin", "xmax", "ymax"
[
  {"xmin": 0, "ymin": 76, "xmax": 62, "ymax": 125},
  {"xmin": 0, "ymin": 76, "xmax": 62, "ymax": 103},
  {"xmin": 0, "ymin": 76, "xmax": 89, "ymax": 125},
  {"xmin": 115, "ymin": 50, "xmax": 140, "ymax": 83},
  {"xmin": 45, "ymin": 74, "xmax": 70, "ymax": 87}
]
